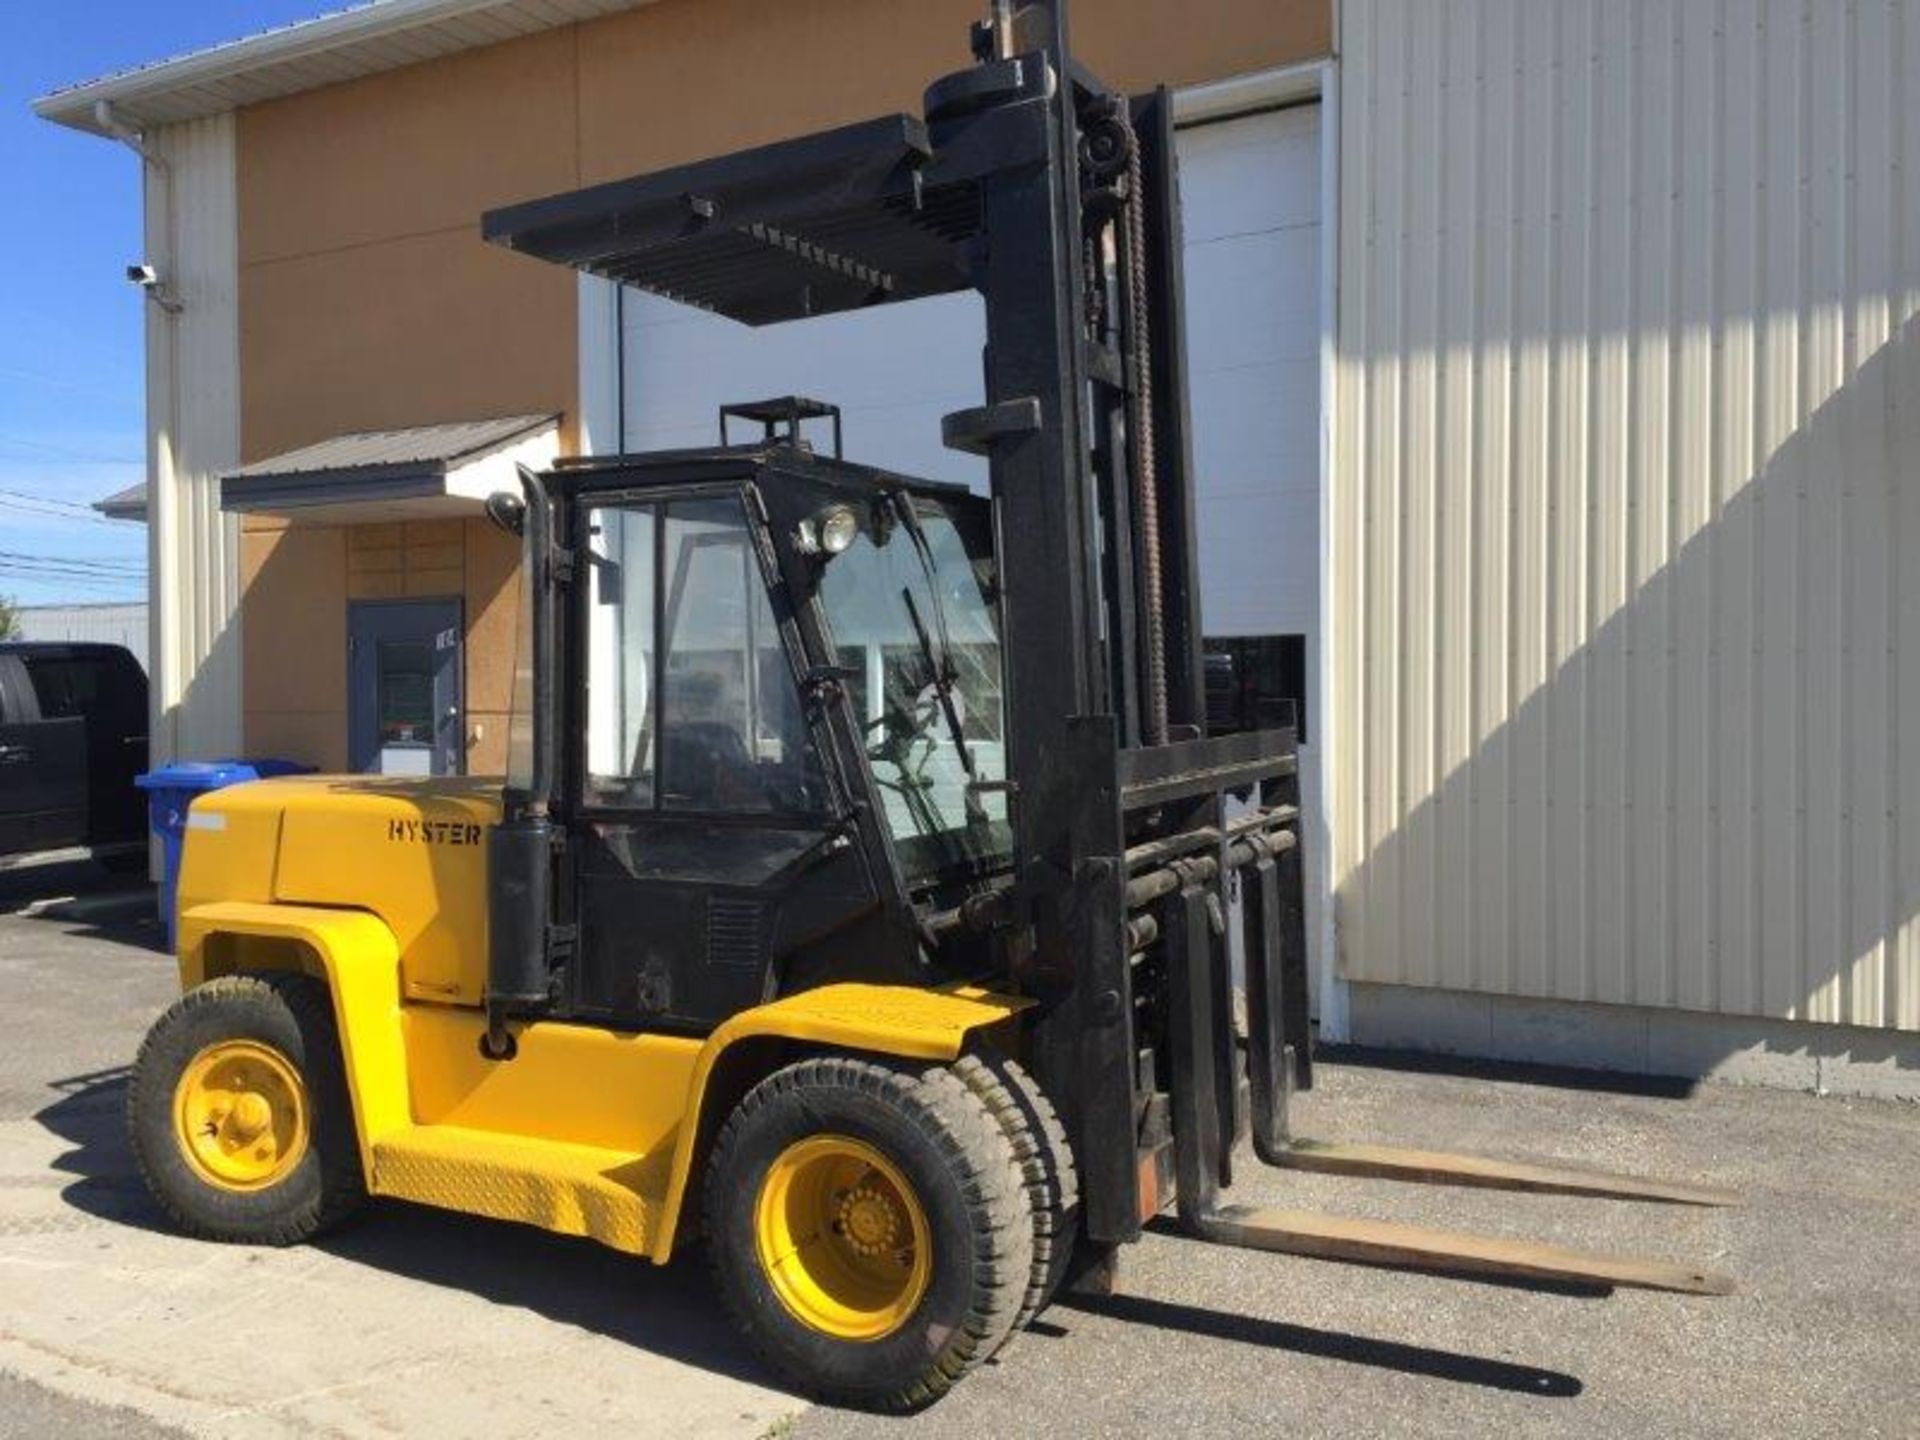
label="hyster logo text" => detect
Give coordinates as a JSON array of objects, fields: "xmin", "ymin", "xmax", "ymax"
[{"xmin": 386, "ymin": 818, "xmax": 483, "ymax": 846}]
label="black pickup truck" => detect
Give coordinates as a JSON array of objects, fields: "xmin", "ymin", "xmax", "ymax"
[{"xmin": 0, "ymin": 643, "xmax": 147, "ymax": 870}]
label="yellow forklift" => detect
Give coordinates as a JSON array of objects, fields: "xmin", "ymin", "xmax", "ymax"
[{"xmin": 129, "ymin": 1, "xmax": 1734, "ymax": 1411}]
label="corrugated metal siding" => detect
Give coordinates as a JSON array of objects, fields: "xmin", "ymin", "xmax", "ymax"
[
  {"xmin": 147, "ymin": 114, "xmax": 243, "ymax": 765},
  {"xmin": 225, "ymin": 413, "xmax": 555, "ymax": 479},
  {"xmin": 1332, "ymin": 0, "xmax": 1920, "ymax": 1031},
  {"xmin": 14, "ymin": 605, "xmax": 150, "ymax": 672}
]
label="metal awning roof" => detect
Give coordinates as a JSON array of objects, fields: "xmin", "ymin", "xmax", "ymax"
[
  {"xmin": 94, "ymin": 482, "xmax": 149, "ymax": 523},
  {"xmin": 221, "ymin": 413, "xmax": 559, "ymax": 520},
  {"xmin": 34, "ymin": 0, "xmax": 654, "ymax": 136},
  {"xmin": 483, "ymin": 114, "xmax": 983, "ymax": 327}
]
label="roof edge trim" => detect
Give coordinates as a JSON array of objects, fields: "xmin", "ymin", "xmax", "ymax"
[{"xmin": 34, "ymin": 1, "xmax": 645, "ymax": 136}]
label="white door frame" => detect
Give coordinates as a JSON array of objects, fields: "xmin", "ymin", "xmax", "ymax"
[{"xmin": 575, "ymin": 56, "xmax": 1348, "ymax": 1039}]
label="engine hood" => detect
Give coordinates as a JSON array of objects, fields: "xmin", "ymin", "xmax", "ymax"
[{"xmin": 177, "ymin": 775, "xmax": 505, "ymax": 1006}]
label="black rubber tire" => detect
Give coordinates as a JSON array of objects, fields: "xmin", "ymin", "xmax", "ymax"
[
  {"xmin": 127, "ymin": 972, "xmax": 366, "ymax": 1245},
  {"xmin": 954, "ymin": 1049, "xmax": 1079, "ymax": 1333},
  {"xmin": 703, "ymin": 1056, "xmax": 1033, "ymax": 1412}
]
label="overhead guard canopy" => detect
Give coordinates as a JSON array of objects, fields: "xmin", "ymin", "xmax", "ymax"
[{"xmin": 481, "ymin": 114, "xmax": 985, "ymax": 327}]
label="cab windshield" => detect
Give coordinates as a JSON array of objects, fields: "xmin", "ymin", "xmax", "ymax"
[{"xmin": 815, "ymin": 494, "xmax": 1010, "ymax": 886}]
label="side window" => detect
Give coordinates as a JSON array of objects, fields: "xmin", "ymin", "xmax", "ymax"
[
  {"xmin": 582, "ymin": 495, "xmax": 822, "ymax": 814},
  {"xmin": 660, "ymin": 498, "xmax": 820, "ymax": 813},
  {"xmin": 584, "ymin": 504, "xmax": 659, "ymax": 805},
  {"xmin": 24, "ymin": 658, "xmax": 105, "ymax": 721}
]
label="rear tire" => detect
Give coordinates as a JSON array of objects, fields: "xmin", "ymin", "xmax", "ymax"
[
  {"xmin": 128, "ymin": 972, "xmax": 366, "ymax": 1245},
  {"xmin": 954, "ymin": 1050, "xmax": 1079, "ymax": 1332},
  {"xmin": 703, "ymin": 1056, "xmax": 1032, "ymax": 1412}
]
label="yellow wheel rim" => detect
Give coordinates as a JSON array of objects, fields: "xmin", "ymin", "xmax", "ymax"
[
  {"xmin": 754, "ymin": 1134, "xmax": 932, "ymax": 1342},
  {"xmin": 172, "ymin": 1039, "xmax": 310, "ymax": 1192}
]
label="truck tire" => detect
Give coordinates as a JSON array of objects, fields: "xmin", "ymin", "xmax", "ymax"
[
  {"xmin": 128, "ymin": 972, "xmax": 366, "ymax": 1245},
  {"xmin": 703, "ymin": 1055, "xmax": 1033, "ymax": 1412},
  {"xmin": 954, "ymin": 1050, "xmax": 1079, "ymax": 1332}
]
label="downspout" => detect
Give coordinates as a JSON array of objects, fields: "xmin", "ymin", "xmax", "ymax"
[{"xmin": 94, "ymin": 100, "xmax": 169, "ymax": 169}]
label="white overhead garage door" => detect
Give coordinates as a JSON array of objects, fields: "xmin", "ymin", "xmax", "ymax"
[
  {"xmin": 1180, "ymin": 105, "xmax": 1321, "ymax": 646},
  {"xmin": 605, "ymin": 101, "xmax": 1323, "ymax": 682}
]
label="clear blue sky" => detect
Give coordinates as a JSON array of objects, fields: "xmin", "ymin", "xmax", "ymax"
[{"xmin": 0, "ymin": 0, "xmax": 330, "ymax": 607}]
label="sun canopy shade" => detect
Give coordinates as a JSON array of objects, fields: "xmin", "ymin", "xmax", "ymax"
[{"xmin": 482, "ymin": 115, "xmax": 983, "ymax": 327}]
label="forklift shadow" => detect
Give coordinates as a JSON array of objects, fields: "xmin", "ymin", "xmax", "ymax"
[
  {"xmin": 33, "ymin": 1068, "xmax": 774, "ymax": 1389},
  {"xmin": 1055, "ymin": 1290, "xmax": 1584, "ymax": 1398},
  {"xmin": 35, "ymin": 1073, "xmax": 1581, "ymax": 1400},
  {"xmin": 36, "ymin": 1066, "xmax": 172, "ymax": 1234},
  {"xmin": 313, "ymin": 1208, "xmax": 769, "ymax": 1386}
]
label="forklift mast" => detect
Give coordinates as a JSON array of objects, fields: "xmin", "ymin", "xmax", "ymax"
[
  {"xmin": 484, "ymin": 1, "xmax": 1736, "ymax": 1294},
  {"xmin": 485, "ymin": 0, "xmax": 1307, "ymax": 1246}
]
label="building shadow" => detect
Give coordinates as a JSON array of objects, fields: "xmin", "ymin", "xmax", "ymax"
[{"xmin": 1317, "ymin": 1042, "xmax": 1700, "ymax": 1100}]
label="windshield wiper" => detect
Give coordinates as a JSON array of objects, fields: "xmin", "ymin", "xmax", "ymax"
[
  {"xmin": 891, "ymin": 490, "xmax": 990, "ymax": 831},
  {"xmin": 901, "ymin": 585, "xmax": 976, "ymax": 784}
]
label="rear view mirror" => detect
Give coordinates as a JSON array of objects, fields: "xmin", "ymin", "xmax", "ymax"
[{"xmin": 485, "ymin": 491, "xmax": 527, "ymax": 537}]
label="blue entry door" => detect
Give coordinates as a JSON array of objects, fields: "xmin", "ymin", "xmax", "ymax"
[{"xmin": 348, "ymin": 599, "xmax": 464, "ymax": 776}]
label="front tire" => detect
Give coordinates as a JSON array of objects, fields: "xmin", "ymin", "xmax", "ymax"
[
  {"xmin": 703, "ymin": 1056, "xmax": 1033, "ymax": 1411},
  {"xmin": 128, "ymin": 972, "xmax": 366, "ymax": 1245},
  {"xmin": 954, "ymin": 1050, "xmax": 1079, "ymax": 1333}
]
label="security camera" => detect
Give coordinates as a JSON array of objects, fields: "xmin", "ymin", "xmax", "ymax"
[{"xmin": 126, "ymin": 263, "xmax": 182, "ymax": 314}]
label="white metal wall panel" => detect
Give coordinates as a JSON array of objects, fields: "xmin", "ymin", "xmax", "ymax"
[
  {"xmin": 146, "ymin": 114, "xmax": 242, "ymax": 767},
  {"xmin": 1334, "ymin": 0, "xmax": 1920, "ymax": 1032},
  {"xmin": 14, "ymin": 604, "xmax": 150, "ymax": 672}
]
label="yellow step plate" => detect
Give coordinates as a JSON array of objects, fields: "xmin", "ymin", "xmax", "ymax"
[{"xmin": 370, "ymin": 1125, "xmax": 670, "ymax": 1255}]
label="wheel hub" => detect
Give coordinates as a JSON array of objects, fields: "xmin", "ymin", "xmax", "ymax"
[
  {"xmin": 172, "ymin": 1039, "xmax": 310, "ymax": 1192},
  {"xmin": 755, "ymin": 1135, "xmax": 931, "ymax": 1342},
  {"xmin": 837, "ymin": 1185, "xmax": 901, "ymax": 1257}
]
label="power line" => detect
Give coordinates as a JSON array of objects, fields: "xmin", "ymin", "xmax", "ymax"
[
  {"xmin": 0, "ymin": 550, "xmax": 145, "ymax": 575},
  {"xmin": 0, "ymin": 561, "xmax": 143, "ymax": 580},
  {"xmin": 0, "ymin": 487, "xmax": 116, "ymax": 516},
  {"xmin": 0, "ymin": 575, "xmax": 145, "ymax": 598},
  {"xmin": 0, "ymin": 496, "xmax": 142, "ymax": 529},
  {"xmin": 0, "ymin": 568, "xmax": 143, "ymax": 583}
]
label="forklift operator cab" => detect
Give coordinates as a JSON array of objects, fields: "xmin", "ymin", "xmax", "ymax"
[{"xmin": 522, "ymin": 441, "xmax": 1013, "ymax": 1032}]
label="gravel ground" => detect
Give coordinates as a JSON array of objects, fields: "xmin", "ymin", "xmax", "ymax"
[
  {"xmin": 0, "ymin": 1372, "xmax": 191, "ymax": 1440},
  {"xmin": 1, "ymin": 861, "xmax": 1915, "ymax": 1439}
]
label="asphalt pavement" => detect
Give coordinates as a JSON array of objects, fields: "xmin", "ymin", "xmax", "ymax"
[{"xmin": 1, "ymin": 861, "xmax": 1915, "ymax": 1439}]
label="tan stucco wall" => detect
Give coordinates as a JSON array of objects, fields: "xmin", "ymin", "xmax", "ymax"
[
  {"xmin": 233, "ymin": 0, "xmax": 1331, "ymax": 768},
  {"xmin": 240, "ymin": 517, "xmax": 520, "ymax": 772}
]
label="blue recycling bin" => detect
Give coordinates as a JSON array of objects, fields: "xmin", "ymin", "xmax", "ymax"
[{"xmin": 135, "ymin": 759, "xmax": 313, "ymax": 950}]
